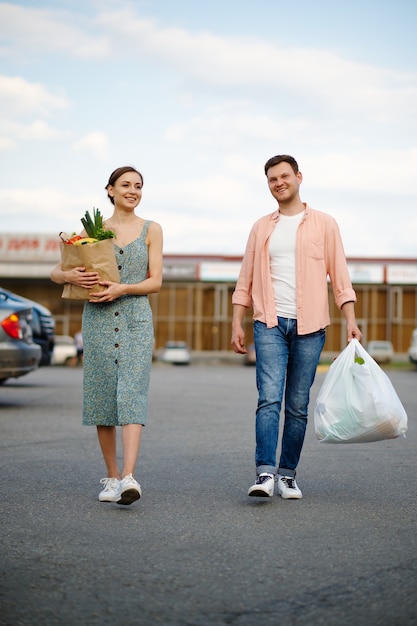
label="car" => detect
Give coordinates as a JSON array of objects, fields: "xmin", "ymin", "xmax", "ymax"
[
  {"xmin": 52, "ymin": 335, "xmax": 78, "ymax": 366},
  {"xmin": 0, "ymin": 293, "xmax": 42, "ymax": 383},
  {"xmin": 408, "ymin": 329, "xmax": 417, "ymax": 365},
  {"xmin": 0, "ymin": 287, "xmax": 55, "ymax": 366},
  {"xmin": 160, "ymin": 341, "xmax": 191, "ymax": 365},
  {"xmin": 366, "ymin": 340, "xmax": 394, "ymax": 364},
  {"xmin": 244, "ymin": 343, "xmax": 256, "ymax": 365}
]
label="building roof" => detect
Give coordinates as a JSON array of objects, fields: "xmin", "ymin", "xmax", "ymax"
[{"xmin": 0, "ymin": 233, "xmax": 416, "ymax": 284}]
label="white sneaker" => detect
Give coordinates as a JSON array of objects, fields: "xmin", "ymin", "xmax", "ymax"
[
  {"xmin": 278, "ymin": 475, "xmax": 302, "ymax": 499},
  {"xmin": 98, "ymin": 477, "xmax": 120, "ymax": 502},
  {"xmin": 117, "ymin": 474, "xmax": 142, "ymax": 505},
  {"xmin": 248, "ymin": 473, "xmax": 275, "ymax": 497}
]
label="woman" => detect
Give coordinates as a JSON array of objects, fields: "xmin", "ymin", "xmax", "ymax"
[{"xmin": 51, "ymin": 166, "xmax": 163, "ymax": 505}]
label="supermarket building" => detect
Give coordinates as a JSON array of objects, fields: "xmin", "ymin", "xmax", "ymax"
[{"xmin": 1, "ymin": 233, "xmax": 416, "ymax": 354}]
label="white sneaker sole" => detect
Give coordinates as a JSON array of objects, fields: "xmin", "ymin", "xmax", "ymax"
[
  {"xmin": 248, "ymin": 488, "xmax": 274, "ymax": 497},
  {"xmin": 99, "ymin": 494, "xmax": 120, "ymax": 502},
  {"xmin": 248, "ymin": 483, "xmax": 274, "ymax": 497},
  {"xmin": 278, "ymin": 488, "xmax": 302, "ymax": 499}
]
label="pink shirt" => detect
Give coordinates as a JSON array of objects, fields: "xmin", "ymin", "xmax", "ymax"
[{"xmin": 232, "ymin": 204, "xmax": 357, "ymax": 335}]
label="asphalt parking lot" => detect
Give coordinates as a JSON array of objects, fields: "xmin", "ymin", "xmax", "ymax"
[{"xmin": 1, "ymin": 362, "xmax": 416, "ymax": 626}]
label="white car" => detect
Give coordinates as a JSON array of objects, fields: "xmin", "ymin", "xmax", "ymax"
[
  {"xmin": 366, "ymin": 340, "xmax": 394, "ymax": 364},
  {"xmin": 408, "ymin": 329, "xmax": 417, "ymax": 364},
  {"xmin": 52, "ymin": 335, "xmax": 77, "ymax": 365},
  {"xmin": 160, "ymin": 341, "xmax": 191, "ymax": 365}
]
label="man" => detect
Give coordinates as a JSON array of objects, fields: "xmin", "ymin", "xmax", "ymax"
[
  {"xmin": 74, "ymin": 330, "xmax": 84, "ymax": 365},
  {"xmin": 231, "ymin": 155, "xmax": 362, "ymax": 499}
]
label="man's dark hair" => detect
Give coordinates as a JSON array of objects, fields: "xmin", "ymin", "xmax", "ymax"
[{"xmin": 264, "ymin": 155, "xmax": 299, "ymax": 176}]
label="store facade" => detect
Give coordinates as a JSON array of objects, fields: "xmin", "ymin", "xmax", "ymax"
[{"xmin": 1, "ymin": 233, "xmax": 416, "ymax": 354}]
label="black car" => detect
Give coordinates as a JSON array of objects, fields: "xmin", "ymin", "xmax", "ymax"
[{"xmin": 0, "ymin": 288, "xmax": 55, "ymax": 366}]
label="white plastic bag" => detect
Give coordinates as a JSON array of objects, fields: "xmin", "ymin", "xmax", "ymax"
[{"xmin": 314, "ymin": 339, "xmax": 407, "ymax": 443}]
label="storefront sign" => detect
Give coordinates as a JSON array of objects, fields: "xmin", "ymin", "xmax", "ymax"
[
  {"xmin": 0, "ymin": 234, "xmax": 60, "ymax": 262},
  {"xmin": 347, "ymin": 263, "xmax": 384, "ymax": 284},
  {"xmin": 387, "ymin": 264, "xmax": 417, "ymax": 285},
  {"xmin": 162, "ymin": 263, "xmax": 198, "ymax": 281},
  {"xmin": 198, "ymin": 262, "xmax": 242, "ymax": 282}
]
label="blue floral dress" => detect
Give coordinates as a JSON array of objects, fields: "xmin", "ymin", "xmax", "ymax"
[{"xmin": 82, "ymin": 221, "xmax": 153, "ymax": 426}]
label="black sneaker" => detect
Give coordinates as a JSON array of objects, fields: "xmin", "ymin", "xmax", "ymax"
[{"xmin": 248, "ymin": 473, "xmax": 275, "ymax": 497}]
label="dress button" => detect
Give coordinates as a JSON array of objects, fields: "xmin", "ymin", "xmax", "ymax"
[
  {"xmin": 118, "ymin": 265, "xmax": 122, "ymax": 270},
  {"xmin": 119, "ymin": 250, "xmax": 124, "ymax": 255},
  {"xmin": 114, "ymin": 327, "xmax": 119, "ymax": 332},
  {"xmin": 115, "ymin": 359, "xmax": 118, "ymax": 364},
  {"xmin": 115, "ymin": 343, "xmax": 119, "ymax": 348},
  {"xmin": 115, "ymin": 312, "xmax": 119, "ymax": 316}
]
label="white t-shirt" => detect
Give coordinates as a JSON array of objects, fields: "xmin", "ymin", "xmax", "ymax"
[{"xmin": 269, "ymin": 211, "xmax": 305, "ymax": 319}]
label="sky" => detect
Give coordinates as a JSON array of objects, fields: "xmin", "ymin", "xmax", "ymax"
[{"xmin": 0, "ymin": 0, "xmax": 416, "ymax": 258}]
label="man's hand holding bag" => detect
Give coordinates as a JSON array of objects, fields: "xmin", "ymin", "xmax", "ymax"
[{"xmin": 314, "ymin": 338, "xmax": 407, "ymax": 443}]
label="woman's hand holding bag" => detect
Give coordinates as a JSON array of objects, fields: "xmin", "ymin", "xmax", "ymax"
[{"xmin": 314, "ymin": 339, "xmax": 408, "ymax": 444}]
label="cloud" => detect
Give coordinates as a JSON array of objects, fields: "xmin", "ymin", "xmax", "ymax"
[
  {"xmin": 0, "ymin": 75, "xmax": 71, "ymax": 150},
  {"xmin": 0, "ymin": 75, "xmax": 69, "ymax": 117},
  {"xmin": 303, "ymin": 148, "xmax": 417, "ymax": 195},
  {"xmin": 0, "ymin": 1, "xmax": 415, "ymax": 261},
  {"xmin": 333, "ymin": 201, "xmax": 417, "ymax": 258},
  {"xmin": 154, "ymin": 210, "xmax": 252, "ymax": 255},
  {"xmin": 0, "ymin": 186, "xmax": 71, "ymax": 210},
  {"xmin": 97, "ymin": 8, "xmax": 417, "ymax": 121},
  {"xmin": 2, "ymin": 3, "xmax": 416, "ymax": 124},
  {"xmin": 165, "ymin": 103, "xmax": 290, "ymax": 148},
  {"xmin": 149, "ymin": 173, "xmax": 249, "ymax": 213},
  {"xmin": 0, "ymin": 2, "xmax": 110, "ymax": 59},
  {"xmin": 0, "ymin": 75, "xmax": 71, "ymax": 149},
  {"xmin": 0, "ymin": 185, "xmax": 98, "ymax": 233},
  {"xmin": 0, "ymin": 119, "xmax": 71, "ymax": 143},
  {"xmin": 0, "ymin": 136, "xmax": 15, "ymax": 150},
  {"xmin": 162, "ymin": 102, "xmax": 417, "ymax": 196},
  {"xmin": 72, "ymin": 131, "xmax": 110, "ymax": 161}
]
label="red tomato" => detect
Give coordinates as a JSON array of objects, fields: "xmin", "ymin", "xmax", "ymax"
[{"xmin": 68, "ymin": 235, "xmax": 82, "ymax": 244}]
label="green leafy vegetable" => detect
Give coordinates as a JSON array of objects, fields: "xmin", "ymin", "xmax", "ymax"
[{"xmin": 80, "ymin": 208, "xmax": 116, "ymax": 240}]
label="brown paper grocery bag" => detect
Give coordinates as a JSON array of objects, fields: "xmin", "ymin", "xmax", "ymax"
[{"xmin": 60, "ymin": 238, "xmax": 120, "ymax": 300}]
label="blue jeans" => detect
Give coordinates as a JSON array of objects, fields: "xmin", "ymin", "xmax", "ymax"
[{"xmin": 254, "ymin": 318, "xmax": 326, "ymax": 477}]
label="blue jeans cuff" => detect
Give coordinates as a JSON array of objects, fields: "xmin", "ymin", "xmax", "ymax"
[
  {"xmin": 256, "ymin": 465, "xmax": 277, "ymax": 476},
  {"xmin": 278, "ymin": 468, "xmax": 296, "ymax": 478}
]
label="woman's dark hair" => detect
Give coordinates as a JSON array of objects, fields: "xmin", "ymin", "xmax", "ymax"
[
  {"xmin": 105, "ymin": 166, "xmax": 144, "ymax": 204},
  {"xmin": 264, "ymin": 155, "xmax": 299, "ymax": 176}
]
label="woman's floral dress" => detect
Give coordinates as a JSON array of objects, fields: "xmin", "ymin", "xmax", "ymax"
[{"xmin": 82, "ymin": 221, "xmax": 154, "ymax": 426}]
